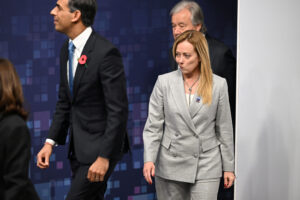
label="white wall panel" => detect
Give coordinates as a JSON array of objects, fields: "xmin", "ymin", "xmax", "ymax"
[{"xmin": 236, "ymin": 0, "xmax": 300, "ymax": 199}]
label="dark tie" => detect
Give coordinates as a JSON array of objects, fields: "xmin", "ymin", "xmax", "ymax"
[{"xmin": 68, "ymin": 41, "xmax": 75, "ymax": 95}]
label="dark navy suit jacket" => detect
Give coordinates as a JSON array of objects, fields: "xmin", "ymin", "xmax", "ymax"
[{"xmin": 48, "ymin": 31, "xmax": 129, "ymax": 164}]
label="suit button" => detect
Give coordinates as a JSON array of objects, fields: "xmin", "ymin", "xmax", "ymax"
[
  {"xmin": 175, "ymin": 133, "xmax": 179, "ymax": 137},
  {"xmin": 194, "ymin": 134, "xmax": 199, "ymax": 138},
  {"xmin": 194, "ymin": 154, "xmax": 198, "ymax": 158}
]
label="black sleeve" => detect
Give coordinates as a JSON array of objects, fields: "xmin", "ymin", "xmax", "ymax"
[
  {"xmin": 3, "ymin": 124, "xmax": 40, "ymax": 200},
  {"xmin": 48, "ymin": 45, "xmax": 71, "ymax": 145},
  {"xmin": 97, "ymin": 48, "xmax": 129, "ymax": 159},
  {"xmin": 219, "ymin": 48, "xmax": 236, "ymax": 126}
]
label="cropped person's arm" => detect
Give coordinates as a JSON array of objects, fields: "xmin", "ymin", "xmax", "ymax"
[
  {"xmin": 143, "ymin": 76, "xmax": 165, "ymax": 184},
  {"xmin": 4, "ymin": 124, "xmax": 33, "ymax": 199},
  {"xmin": 215, "ymin": 79, "xmax": 234, "ymax": 172}
]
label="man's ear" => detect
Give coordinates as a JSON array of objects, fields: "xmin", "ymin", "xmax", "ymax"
[
  {"xmin": 196, "ymin": 24, "xmax": 202, "ymax": 32},
  {"xmin": 72, "ymin": 10, "xmax": 82, "ymax": 23}
]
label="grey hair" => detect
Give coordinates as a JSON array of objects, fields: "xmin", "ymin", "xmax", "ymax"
[{"xmin": 170, "ymin": 1, "xmax": 207, "ymax": 33}]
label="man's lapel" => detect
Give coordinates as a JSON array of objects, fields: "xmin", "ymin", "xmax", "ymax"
[
  {"xmin": 169, "ymin": 48, "xmax": 177, "ymax": 71},
  {"xmin": 72, "ymin": 32, "xmax": 96, "ymax": 100},
  {"xmin": 61, "ymin": 41, "xmax": 72, "ymax": 100},
  {"xmin": 205, "ymin": 34, "xmax": 215, "ymax": 68}
]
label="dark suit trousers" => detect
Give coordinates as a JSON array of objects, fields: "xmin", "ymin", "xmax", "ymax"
[{"xmin": 66, "ymin": 155, "xmax": 118, "ymax": 200}]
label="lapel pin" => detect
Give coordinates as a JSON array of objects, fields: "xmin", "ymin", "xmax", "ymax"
[
  {"xmin": 78, "ymin": 55, "xmax": 88, "ymax": 68},
  {"xmin": 196, "ymin": 96, "xmax": 201, "ymax": 103}
]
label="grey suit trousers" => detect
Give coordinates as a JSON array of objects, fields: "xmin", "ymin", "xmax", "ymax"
[{"xmin": 155, "ymin": 176, "xmax": 220, "ymax": 200}]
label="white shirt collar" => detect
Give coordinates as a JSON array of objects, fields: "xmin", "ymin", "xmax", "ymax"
[{"xmin": 70, "ymin": 27, "xmax": 92, "ymax": 52}]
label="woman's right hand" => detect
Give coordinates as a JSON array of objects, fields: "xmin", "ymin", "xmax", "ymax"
[{"xmin": 143, "ymin": 162, "xmax": 155, "ymax": 184}]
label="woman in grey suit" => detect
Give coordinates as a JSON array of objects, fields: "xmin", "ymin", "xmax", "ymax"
[{"xmin": 143, "ymin": 30, "xmax": 235, "ymax": 200}]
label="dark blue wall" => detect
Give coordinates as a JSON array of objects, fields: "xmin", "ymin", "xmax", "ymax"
[{"xmin": 0, "ymin": 0, "xmax": 237, "ymax": 199}]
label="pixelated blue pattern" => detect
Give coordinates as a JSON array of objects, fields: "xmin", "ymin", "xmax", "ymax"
[{"xmin": 0, "ymin": 0, "xmax": 236, "ymax": 199}]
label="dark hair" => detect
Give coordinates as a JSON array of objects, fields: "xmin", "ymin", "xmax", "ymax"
[
  {"xmin": 170, "ymin": 1, "xmax": 207, "ymax": 33},
  {"xmin": 0, "ymin": 58, "xmax": 28, "ymax": 120},
  {"xmin": 68, "ymin": 0, "xmax": 97, "ymax": 27}
]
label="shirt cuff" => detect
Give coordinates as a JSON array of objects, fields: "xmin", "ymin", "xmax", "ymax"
[{"xmin": 45, "ymin": 138, "xmax": 57, "ymax": 146}]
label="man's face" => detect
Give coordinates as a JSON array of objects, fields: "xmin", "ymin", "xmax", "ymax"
[
  {"xmin": 171, "ymin": 8, "xmax": 201, "ymax": 39},
  {"xmin": 50, "ymin": 0, "xmax": 74, "ymax": 34}
]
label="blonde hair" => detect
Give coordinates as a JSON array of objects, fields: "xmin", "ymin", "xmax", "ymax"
[{"xmin": 172, "ymin": 30, "xmax": 213, "ymax": 104}]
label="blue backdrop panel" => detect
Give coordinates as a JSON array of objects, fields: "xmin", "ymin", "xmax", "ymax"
[{"xmin": 0, "ymin": 0, "xmax": 236, "ymax": 199}]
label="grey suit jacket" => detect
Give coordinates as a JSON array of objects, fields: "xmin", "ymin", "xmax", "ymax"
[{"xmin": 143, "ymin": 70, "xmax": 234, "ymax": 183}]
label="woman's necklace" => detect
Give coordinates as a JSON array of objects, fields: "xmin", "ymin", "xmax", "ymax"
[{"xmin": 184, "ymin": 76, "xmax": 200, "ymax": 106}]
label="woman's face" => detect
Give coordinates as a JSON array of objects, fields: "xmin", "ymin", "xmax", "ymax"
[{"xmin": 175, "ymin": 40, "xmax": 200, "ymax": 76}]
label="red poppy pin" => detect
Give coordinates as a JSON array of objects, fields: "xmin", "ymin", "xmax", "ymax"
[{"xmin": 78, "ymin": 55, "xmax": 88, "ymax": 68}]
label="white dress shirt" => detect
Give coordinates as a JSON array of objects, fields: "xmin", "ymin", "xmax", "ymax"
[{"xmin": 185, "ymin": 93, "xmax": 195, "ymax": 107}]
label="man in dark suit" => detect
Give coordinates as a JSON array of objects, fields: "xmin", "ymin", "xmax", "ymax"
[
  {"xmin": 169, "ymin": 1, "xmax": 236, "ymax": 200},
  {"xmin": 36, "ymin": 0, "xmax": 129, "ymax": 199}
]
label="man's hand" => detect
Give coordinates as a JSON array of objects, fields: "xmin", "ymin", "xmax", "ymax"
[
  {"xmin": 224, "ymin": 171, "xmax": 235, "ymax": 188},
  {"xmin": 37, "ymin": 142, "xmax": 53, "ymax": 169},
  {"xmin": 87, "ymin": 157, "xmax": 109, "ymax": 182},
  {"xmin": 143, "ymin": 162, "xmax": 155, "ymax": 184}
]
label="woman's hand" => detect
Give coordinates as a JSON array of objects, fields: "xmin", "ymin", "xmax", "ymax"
[
  {"xmin": 224, "ymin": 171, "xmax": 235, "ymax": 188},
  {"xmin": 143, "ymin": 162, "xmax": 155, "ymax": 184}
]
